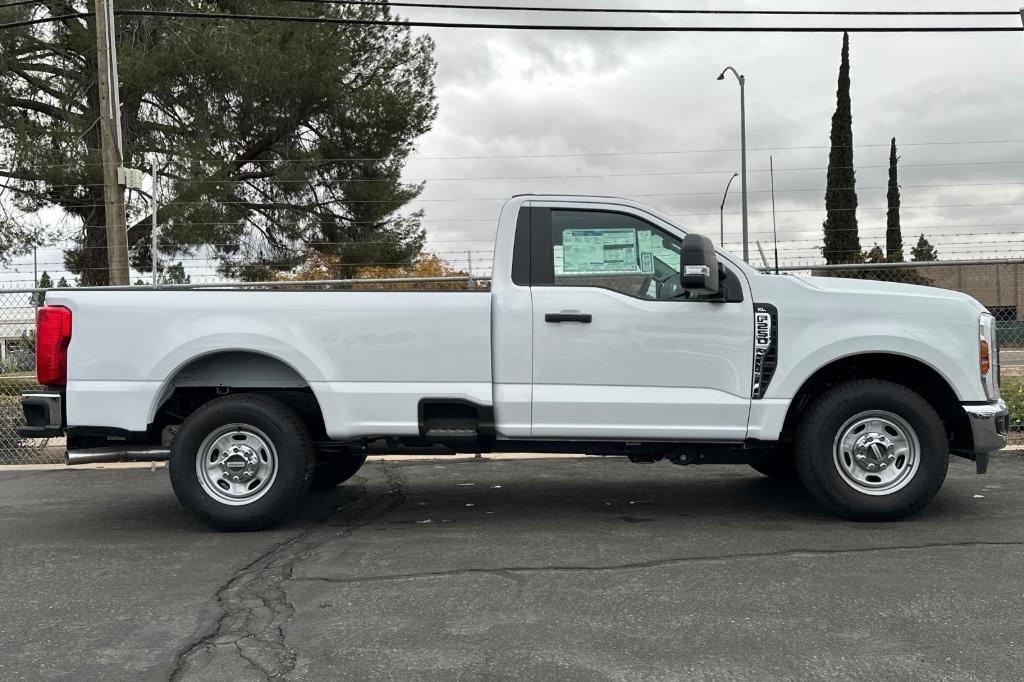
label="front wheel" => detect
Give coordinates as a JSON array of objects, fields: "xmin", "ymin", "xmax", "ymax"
[
  {"xmin": 169, "ymin": 394, "xmax": 315, "ymax": 531},
  {"xmin": 794, "ymin": 380, "xmax": 948, "ymax": 521}
]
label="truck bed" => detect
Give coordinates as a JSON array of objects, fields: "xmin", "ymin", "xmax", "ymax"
[{"xmin": 47, "ymin": 289, "xmax": 493, "ymax": 439}]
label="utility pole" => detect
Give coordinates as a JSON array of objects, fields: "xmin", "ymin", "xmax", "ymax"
[
  {"xmin": 151, "ymin": 159, "xmax": 159, "ymax": 288},
  {"xmin": 94, "ymin": 0, "xmax": 130, "ymax": 285}
]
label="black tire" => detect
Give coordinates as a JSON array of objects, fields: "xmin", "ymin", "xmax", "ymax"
[
  {"xmin": 749, "ymin": 448, "xmax": 800, "ymax": 480},
  {"xmin": 310, "ymin": 455, "xmax": 368, "ymax": 490},
  {"xmin": 794, "ymin": 380, "xmax": 948, "ymax": 521},
  {"xmin": 169, "ymin": 394, "xmax": 315, "ymax": 531}
]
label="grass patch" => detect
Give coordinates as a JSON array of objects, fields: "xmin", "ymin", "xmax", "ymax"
[
  {"xmin": 1003, "ymin": 376, "xmax": 1024, "ymax": 431},
  {"xmin": 0, "ymin": 376, "xmax": 39, "ymax": 396}
]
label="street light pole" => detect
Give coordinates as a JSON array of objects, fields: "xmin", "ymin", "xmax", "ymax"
[
  {"xmin": 719, "ymin": 172, "xmax": 739, "ymax": 247},
  {"xmin": 718, "ymin": 66, "xmax": 749, "ymax": 263}
]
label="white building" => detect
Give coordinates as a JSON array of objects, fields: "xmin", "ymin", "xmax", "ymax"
[{"xmin": 0, "ymin": 318, "xmax": 34, "ymax": 370}]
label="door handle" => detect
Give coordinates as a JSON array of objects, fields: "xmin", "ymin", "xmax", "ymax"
[{"xmin": 545, "ymin": 312, "xmax": 592, "ymax": 323}]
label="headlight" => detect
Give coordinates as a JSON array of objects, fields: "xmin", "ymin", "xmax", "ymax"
[{"xmin": 979, "ymin": 313, "xmax": 1000, "ymax": 400}]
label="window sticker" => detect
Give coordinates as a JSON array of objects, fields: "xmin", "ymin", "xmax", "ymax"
[
  {"xmin": 640, "ymin": 252, "xmax": 654, "ymax": 274},
  {"xmin": 553, "ymin": 245, "xmax": 564, "ymax": 275},
  {"xmin": 637, "ymin": 229, "xmax": 653, "ymax": 254},
  {"xmin": 562, "ymin": 228, "xmax": 639, "ymax": 274}
]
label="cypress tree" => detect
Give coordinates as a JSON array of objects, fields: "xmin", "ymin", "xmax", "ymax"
[
  {"xmin": 822, "ymin": 32, "xmax": 861, "ymax": 264},
  {"xmin": 886, "ymin": 138, "xmax": 904, "ymax": 262}
]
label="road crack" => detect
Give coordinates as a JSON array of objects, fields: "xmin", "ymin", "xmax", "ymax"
[
  {"xmin": 290, "ymin": 539, "xmax": 1024, "ymax": 587},
  {"xmin": 169, "ymin": 463, "xmax": 405, "ymax": 681}
]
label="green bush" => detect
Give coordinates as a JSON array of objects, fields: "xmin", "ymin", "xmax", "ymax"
[{"xmin": 1003, "ymin": 377, "xmax": 1024, "ymax": 431}]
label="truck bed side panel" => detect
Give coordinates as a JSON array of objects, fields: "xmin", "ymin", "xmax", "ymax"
[{"xmin": 48, "ymin": 290, "xmax": 492, "ymax": 439}]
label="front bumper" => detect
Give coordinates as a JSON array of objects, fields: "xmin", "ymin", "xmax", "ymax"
[
  {"xmin": 963, "ymin": 399, "xmax": 1009, "ymax": 474},
  {"xmin": 16, "ymin": 391, "xmax": 65, "ymax": 438}
]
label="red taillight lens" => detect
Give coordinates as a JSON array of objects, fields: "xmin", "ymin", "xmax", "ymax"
[{"xmin": 36, "ymin": 306, "xmax": 72, "ymax": 386}]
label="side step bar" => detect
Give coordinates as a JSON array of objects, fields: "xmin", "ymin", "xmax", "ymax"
[{"xmin": 66, "ymin": 447, "xmax": 170, "ymax": 466}]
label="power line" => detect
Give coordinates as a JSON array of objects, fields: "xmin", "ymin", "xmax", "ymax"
[
  {"xmin": 279, "ymin": 1, "xmax": 1022, "ymax": 17},
  {"xmin": 7, "ymin": 139, "xmax": 1023, "ymax": 168},
  {"xmin": 110, "ymin": 9, "xmax": 1024, "ymax": 32},
  {"xmin": 7, "ymin": 160, "xmax": 1022, "ymax": 183},
  {"xmin": 6, "ymin": 7, "xmax": 1022, "ymax": 32},
  {"xmin": 0, "ymin": 0, "xmax": 56, "ymax": 8},
  {"xmin": 0, "ymin": 13, "xmax": 91, "ymax": 30}
]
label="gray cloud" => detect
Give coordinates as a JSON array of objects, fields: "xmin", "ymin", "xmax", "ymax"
[{"xmin": 408, "ymin": 1, "xmax": 1024, "ymax": 270}]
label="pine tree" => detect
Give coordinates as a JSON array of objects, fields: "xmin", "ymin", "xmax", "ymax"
[
  {"xmin": 864, "ymin": 244, "xmax": 885, "ymax": 263},
  {"xmin": 0, "ymin": 2, "xmax": 437, "ymax": 282},
  {"xmin": 164, "ymin": 262, "xmax": 191, "ymax": 285},
  {"xmin": 33, "ymin": 271, "xmax": 52, "ymax": 306},
  {"xmin": 885, "ymin": 138, "xmax": 903, "ymax": 262},
  {"xmin": 56, "ymin": 277, "xmax": 69, "ymax": 288},
  {"xmin": 911, "ymin": 235, "xmax": 938, "ymax": 262},
  {"xmin": 822, "ymin": 32, "xmax": 861, "ymax": 265}
]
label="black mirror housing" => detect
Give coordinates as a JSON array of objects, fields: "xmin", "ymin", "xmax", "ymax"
[{"xmin": 681, "ymin": 233, "xmax": 720, "ymax": 295}]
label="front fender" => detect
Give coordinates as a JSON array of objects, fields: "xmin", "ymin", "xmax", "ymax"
[{"xmin": 768, "ymin": 331, "xmax": 984, "ymax": 403}]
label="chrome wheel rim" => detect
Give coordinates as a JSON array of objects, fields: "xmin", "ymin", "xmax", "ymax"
[
  {"xmin": 195, "ymin": 424, "xmax": 278, "ymax": 506},
  {"xmin": 833, "ymin": 410, "xmax": 920, "ymax": 496}
]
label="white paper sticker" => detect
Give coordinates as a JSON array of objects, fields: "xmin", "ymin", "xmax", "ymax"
[{"xmin": 562, "ymin": 228, "xmax": 639, "ymax": 274}]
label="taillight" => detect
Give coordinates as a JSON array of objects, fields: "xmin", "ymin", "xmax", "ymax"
[{"xmin": 36, "ymin": 306, "xmax": 72, "ymax": 386}]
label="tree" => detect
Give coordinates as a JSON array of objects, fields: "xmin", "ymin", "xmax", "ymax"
[
  {"xmin": 274, "ymin": 250, "xmax": 479, "ymax": 291},
  {"xmin": 163, "ymin": 262, "xmax": 190, "ymax": 285},
  {"xmin": 33, "ymin": 270, "xmax": 52, "ymax": 306},
  {"xmin": 822, "ymin": 32, "xmax": 861, "ymax": 265},
  {"xmin": 863, "ymin": 243, "xmax": 885, "ymax": 263},
  {"xmin": 885, "ymin": 138, "xmax": 903, "ymax": 262},
  {"xmin": 56, "ymin": 276, "xmax": 69, "ymax": 287},
  {"xmin": 911, "ymin": 235, "xmax": 938, "ymax": 262},
  {"xmin": 0, "ymin": 2, "xmax": 437, "ymax": 283}
]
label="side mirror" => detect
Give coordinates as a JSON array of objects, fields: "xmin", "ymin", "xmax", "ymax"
[{"xmin": 680, "ymin": 233, "xmax": 720, "ymax": 295}]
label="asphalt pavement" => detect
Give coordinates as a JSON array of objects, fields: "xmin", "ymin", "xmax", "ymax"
[{"xmin": 2, "ymin": 454, "xmax": 1024, "ymax": 681}]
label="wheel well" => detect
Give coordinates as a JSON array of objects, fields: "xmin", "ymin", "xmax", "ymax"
[
  {"xmin": 152, "ymin": 351, "xmax": 327, "ymax": 441},
  {"xmin": 780, "ymin": 353, "xmax": 972, "ymax": 452}
]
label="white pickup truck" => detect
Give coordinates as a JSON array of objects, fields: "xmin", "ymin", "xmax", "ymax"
[{"xmin": 19, "ymin": 195, "xmax": 1008, "ymax": 530}]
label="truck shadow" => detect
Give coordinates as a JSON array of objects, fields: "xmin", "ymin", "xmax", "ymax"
[{"xmin": 299, "ymin": 458, "xmax": 983, "ymax": 531}]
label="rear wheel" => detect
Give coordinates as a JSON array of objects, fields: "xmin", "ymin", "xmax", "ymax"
[
  {"xmin": 310, "ymin": 455, "xmax": 368, "ymax": 490},
  {"xmin": 169, "ymin": 394, "xmax": 314, "ymax": 531},
  {"xmin": 794, "ymin": 380, "xmax": 948, "ymax": 521}
]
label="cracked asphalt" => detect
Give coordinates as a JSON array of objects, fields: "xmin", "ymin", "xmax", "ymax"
[{"xmin": 2, "ymin": 454, "xmax": 1024, "ymax": 681}]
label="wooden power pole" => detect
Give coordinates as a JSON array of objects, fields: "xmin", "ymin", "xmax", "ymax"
[{"xmin": 94, "ymin": 0, "xmax": 130, "ymax": 285}]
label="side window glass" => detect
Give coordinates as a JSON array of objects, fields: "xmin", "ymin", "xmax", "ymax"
[{"xmin": 551, "ymin": 210, "xmax": 682, "ymax": 299}]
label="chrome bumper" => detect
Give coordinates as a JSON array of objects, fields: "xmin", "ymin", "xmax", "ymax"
[{"xmin": 963, "ymin": 399, "xmax": 1009, "ymax": 474}]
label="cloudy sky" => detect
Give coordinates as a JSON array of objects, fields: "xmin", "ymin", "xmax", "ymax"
[
  {"xmin": 2, "ymin": 0, "xmax": 1022, "ymax": 285},
  {"xmin": 404, "ymin": 0, "xmax": 1024, "ymax": 275}
]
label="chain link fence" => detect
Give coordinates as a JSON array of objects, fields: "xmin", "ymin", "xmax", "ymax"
[
  {"xmin": 775, "ymin": 259, "xmax": 1024, "ymax": 352},
  {"xmin": 2, "ymin": 261, "xmax": 1021, "ymax": 464},
  {"xmin": 0, "ymin": 289, "xmax": 61, "ymax": 464}
]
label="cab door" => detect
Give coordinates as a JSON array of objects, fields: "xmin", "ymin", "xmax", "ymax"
[{"xmin": 529, "ymin": 204, "xmax": 754, "ymax": 441}]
